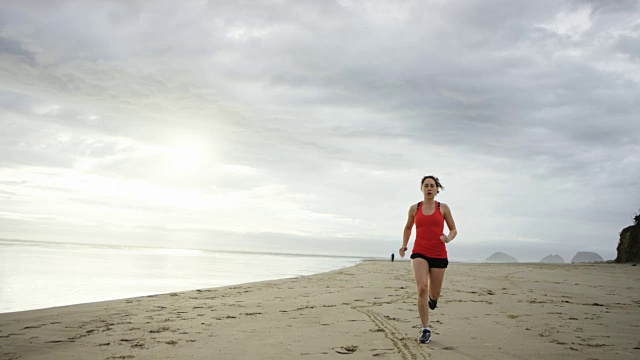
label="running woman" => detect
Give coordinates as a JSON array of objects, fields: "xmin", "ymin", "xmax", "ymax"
[{"xmin": 399, "ymin": 175, "xmax": 457, "ymax": 344}]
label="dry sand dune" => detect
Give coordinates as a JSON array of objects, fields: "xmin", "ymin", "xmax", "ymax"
[{"xmin": 1, "ymin": 261, "xmax": 638, "ymax": 359}]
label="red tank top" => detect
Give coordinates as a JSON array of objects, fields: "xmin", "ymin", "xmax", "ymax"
[{"xmin": 412, "ymin": 201, "xmax": 447, "ymax": 258}]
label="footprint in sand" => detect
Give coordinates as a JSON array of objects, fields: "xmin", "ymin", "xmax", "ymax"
[
  {"xmin": 45, "ymin": 340, "xmax": 75, "ymax": 343},
  {"xmin": 119, "ymin": 338, "xmax": 138, "ymax": 343},
  {"xmin": 538, "ymin": 326, "xmax": 557, "ymax": 338},
  {"xmin": 22, "ymin": 324, "xmax": 45, "ymax": 329},
  {"xmin": 333, "ymin": 345, "xmax": 358, "ymax": 354},
  {"xmin": 372, "ymin": 350, "xmax": 394, "ymax": 357},
  {"xmin": 149, "ymin": 327, "xmax": 171, "ymax": 333}
]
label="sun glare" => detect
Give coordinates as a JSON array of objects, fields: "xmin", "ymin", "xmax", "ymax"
[
  {"xmin": 169, "ymin": 144, "xmax": 206, "ymax": 173},
  {"xmin": 163, "ymin": 135, "xmax": 211, "ymax": 175}
]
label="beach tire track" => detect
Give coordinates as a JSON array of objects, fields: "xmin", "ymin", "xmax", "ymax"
[
  {"xmin": 356, "ymin": 307, "xmax": 412, "ymax": 359},
  {"xmin": 355, "ymin": 307, "xmax": 427, "ymax": 360},
  {"xmin": 369, "ymin": 310, "xmax": 431, "ymax": 359}
]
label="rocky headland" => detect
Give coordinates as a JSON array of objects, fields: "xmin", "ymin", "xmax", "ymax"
[{"xmin": 615, "ymin": 213, "xmax": 640, "ymax": 263}]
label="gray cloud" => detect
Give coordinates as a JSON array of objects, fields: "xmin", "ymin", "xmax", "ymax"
[
  {"xmin": 614, "ymin": 33, "xmax": 640, "ymax": 60},
  {"xmin": 0, "ymin": 35, "xmax": 35, "ymax": 63}
]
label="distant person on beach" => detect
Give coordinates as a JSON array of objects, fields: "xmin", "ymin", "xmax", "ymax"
[
  {"xmin": 391, "ymin": 253, "xmax": 395, "ymax": 262},
  {"xmin": 399, "ymin": 175, "xmax": 457, "ymax": 344}
]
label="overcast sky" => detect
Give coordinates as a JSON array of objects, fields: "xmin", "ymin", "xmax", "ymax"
[{"xmin": 1, "ymin": 0, "xmax": 638, "ymax": 262}]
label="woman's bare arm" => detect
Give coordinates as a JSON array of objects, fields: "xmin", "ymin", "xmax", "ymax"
[
  {"xmin": 401, "ymin": 205, "xmax": 416, "ymax": 257},
  {"xmin": 441, "ymin": 203, "xmax": 457, "ymax": 243}
]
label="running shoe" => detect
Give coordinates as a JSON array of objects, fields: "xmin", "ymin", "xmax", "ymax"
[
  {"xmin": 418, "ymin": 328, "xmax": 431, "ymax": 344},
  {"xmin": 428, "ymin": 296, "xmax": 438, "ymax": 310}
]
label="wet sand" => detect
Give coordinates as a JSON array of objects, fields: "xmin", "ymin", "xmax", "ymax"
[{"xmin": 1, "ymin": 261, "xmax": 638, "ymax": 359}]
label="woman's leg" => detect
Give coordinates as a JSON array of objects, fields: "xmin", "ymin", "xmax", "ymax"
[
  {"xmin": 428, "ymin": 268, "xmax": 446, "ymax": 301},
  {"xmin": 411, "ymin": 258, "xmax": 430, "ymax": 327}
]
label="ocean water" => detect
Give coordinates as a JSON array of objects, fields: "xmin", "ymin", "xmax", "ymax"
[{"xmin": 0, "ymin": 239, "xmax": 363, "ymax": 314}]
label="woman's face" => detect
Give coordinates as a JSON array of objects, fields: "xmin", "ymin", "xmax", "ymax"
[{"xmin": 421, "ymin": 178, "xmax": 438, "ymax": 197}]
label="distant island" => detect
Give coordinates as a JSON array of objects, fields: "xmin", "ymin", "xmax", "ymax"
[
  {"xmin": 540, "ymin": 254, "xmax": 564, "ymax": 263},
  {"xmin": 485, "ymin": 252, "xmax": 518, "ymax": 263},
  {"xmin": 571, "ymin": 251, "xmax": 604, "ymax": 263}
]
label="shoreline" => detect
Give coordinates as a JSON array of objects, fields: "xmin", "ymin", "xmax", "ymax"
[
  {"xmin": 0, "ymin": 261, "xmax": 364, "ymax": 316},
  {"xmin": 0, "ymin": 260, "xmax": 366, "ymax": 316},
  {"xmin": 0, "ymin": 239, "xmax": 366, "ymax": 314},
  {"xmin": 1, "ymin": 261, "xmax": 638, "ymax": 359}
]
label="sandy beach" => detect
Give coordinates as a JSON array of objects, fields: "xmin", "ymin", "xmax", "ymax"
[{"xmin": 1, "ymin": 261, "xmax": 638, "ymax": 359}]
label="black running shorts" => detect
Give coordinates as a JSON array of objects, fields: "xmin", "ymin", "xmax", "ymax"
[{"xmin": 410, "ymin": 253, "xmax": 449, "ymax": 268}]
